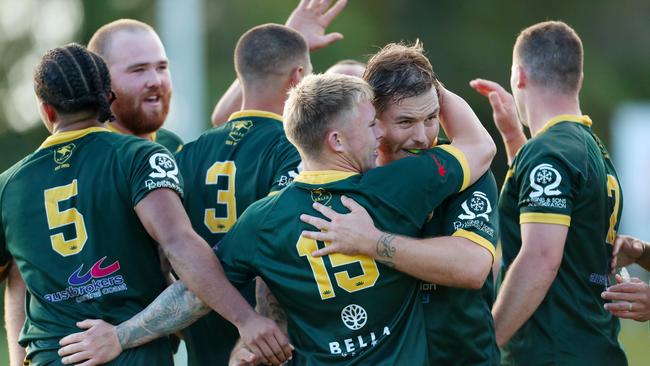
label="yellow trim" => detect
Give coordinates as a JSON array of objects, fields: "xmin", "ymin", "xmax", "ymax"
[
  {"xmin": 106, "ymin": 122, "xmax": 156, "ymax": 141},
  {"xmin": 150, "ymin": 131, "xmax": 157, "ymax": 142},
  {"xmin": 229, "ymin": 110, "xmax": 283, "ymax": 122},
  {"xmin": 293, "ymin": 170, "xmax": 359, "ymax": 184},
  {"xmin": 175, "ymin": 144, "xmax": 183, "ymax": 153},
  {"xmin": 520, "ymin": 212, "xmax": 571, "ymax": 226},
  {"xmin": 436, "ymin": 145, "xmax": 470, "ymax": 192},
  {"xmin": 267, "ymin": 190, "xmax": 281, "ymax": 197},
  {"xmin": 453, "ymin": 229, "xmax": 496, "ymax": 260},
  {"xmin": 534, "ymin": 114, "xmax": 592, "ymax": 137},
  {"xmin": 40, "ymin": 127, "xmax": 111, "ymax": 149}
]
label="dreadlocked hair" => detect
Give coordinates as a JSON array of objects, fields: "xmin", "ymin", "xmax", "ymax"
[{"xmin": 34, "ymin": 43, "xmax": 115, "ymax": 122}]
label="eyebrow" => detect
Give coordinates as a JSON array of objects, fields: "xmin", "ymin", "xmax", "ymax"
[{"xmin": 126, "ymin": 60, "xmax": 168, "ymax": 70}]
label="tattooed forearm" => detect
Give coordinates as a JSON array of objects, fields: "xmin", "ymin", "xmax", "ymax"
[
  {"xmin": 376, "ymin": 233, "xmax": 396, "ymax": 264},
  {"xmin": 116, "ymin": 281, "xmax": 210, "ymax": 349},
  {"xmin": 255, "ymin": 278, "xmax": 288, "ymax": 333}
]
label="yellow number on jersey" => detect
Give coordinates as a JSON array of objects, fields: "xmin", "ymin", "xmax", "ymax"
[
  {"xmin": 44, "ymin": 180, "xmax": 88, "ymax": 256},
  {"xmin": 297, "ymin": 236, "xmax": 379, "ymax": 300},
  {"xmin": 606, "ymin": 174, "xmax": 621, "ymax": 245},
  {"xmin": 204, "ymin": 161, "xmax": 237, "ymax": 233}
]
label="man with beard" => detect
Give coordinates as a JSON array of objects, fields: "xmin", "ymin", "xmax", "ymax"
[{"xmin": 87, "ymin": 19, "xmax": 182, "ymax": 154}]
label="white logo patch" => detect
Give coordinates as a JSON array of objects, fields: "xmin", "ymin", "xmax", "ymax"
[
  {"xmin": 148, "ymin": 153, "xmax": 179, "ymax": 184},
  {"xmin": 341, "ymin": 304, "xmax": 367, "ymax": 330},
  {"xmin": 458, "ymin": 191, "xmax": 492, "ymax": 221},
  {"xmin": 529, "ymin": 163, "xmax": 561, "ymax": 198}
]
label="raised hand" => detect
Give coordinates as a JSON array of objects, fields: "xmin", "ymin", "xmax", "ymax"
[
  {"xmin": 58, "ymin": 319, "xmax": 121, "ymax": 366},
  {"xmin": 286, "ymin": 0, "xmax": 347, "ymax": 51},
  {"xmin": 300, "ymin": 195, "xmax": 381, "ymax": 257},
  {"xmin": 602, "ymin": 275, "xmax": 650, "ymax": 322},
  {"xmin": 610, "ymin": 234, "xmax": 646, "ymax": 273}
]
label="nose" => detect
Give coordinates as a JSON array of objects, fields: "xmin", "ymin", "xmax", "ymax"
[
  {"xmin": 145, "ymin": 68, "xmax": 162, "ymax": 89},
  {"xmin": 412, "ymin": 123, "xmax": 429, "ymax": 147},
  {"xmin": 372, "ymin": 123, "xmax": 385, "ymax": 141}
]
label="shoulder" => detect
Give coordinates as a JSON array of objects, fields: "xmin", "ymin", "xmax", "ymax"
[{"xmin": 0, "ymin": 153, "xmax": 36, "ymax": 201}]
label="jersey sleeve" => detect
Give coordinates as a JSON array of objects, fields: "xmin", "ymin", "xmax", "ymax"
[
  {"xmin": 269, "ymin": 137, "xmax": 301, "ymax": 194},
  {"xmin": 423, "ymin": 171, "xmax": 499, "ymax": 259},
  {"xmin": 515, "ymin": 154, "xmax": 575, "ymax": 226},
  {"xmin": 212, "ymin": 208, "xmax": 258, "ymax": 288},
  {"xmin": 362, "ymin": 145, "xmax": 470, "ymax": 223},
  {"xmin": 126, "ymin": 141, "xmax": 185, "ymax": 206}
]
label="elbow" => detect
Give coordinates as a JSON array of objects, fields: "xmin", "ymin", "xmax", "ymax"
[{"xmin": 464, "ymin": 260, "xmax": 492, "ymax": 290}]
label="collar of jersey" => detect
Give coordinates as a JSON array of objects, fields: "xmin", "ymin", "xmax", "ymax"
[
  {"xmin": 40, "ymin": 127, "xmax": 112, "ymax": 149},
  {"xmin": 534, "ymin": 114, "xmax": 592, "ymax": 137},
  {"xmin": 293, "ymin": 170, "xmax": 359, "ymax": 184},
  {"xmin": 228, "ymin": 110, "xmax": 283, "ymax": 123},
  {"xmin": 106, "ymin": 122, "xmax": 157, "ymax": 142}
]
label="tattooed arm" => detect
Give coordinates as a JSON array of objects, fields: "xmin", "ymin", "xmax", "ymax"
[
  {"xmin": 57, "ymin": 281, "xmax": 209, "ymax": 365},
  {"xmin": 300, "ymin": 196, "xmax": 492, "ymax": 288}
]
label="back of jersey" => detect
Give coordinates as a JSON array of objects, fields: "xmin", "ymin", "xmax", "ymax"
[
  {"xmin": 175, "ymin": 110, "xmax": 300, "ymax": 365},
  {"xmin": 0, "ymin": 127, "xmax": 182, "ymax": 355}
]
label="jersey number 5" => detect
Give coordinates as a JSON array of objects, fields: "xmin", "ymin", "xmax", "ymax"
[
  {"xmin": 297, "ymin": 236, "xmax": 379, "ymax": 300},
  {"xmin": 44, "ymin": 180, "xmax": 88, "ymax": 256},
  {"xmin": 204, "ymin": 161, "xmax": 237, "ymax": 233}
]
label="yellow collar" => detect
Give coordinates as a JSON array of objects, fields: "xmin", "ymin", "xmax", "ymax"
[
  {"xmin": 293, "ymin": 170, "xmax": 359, "ymax": 184},
  {"xmin": 106, "ymin": 122, "xmax": 156, "ymax": 142},
  {"xmin": 40, "ymin": 127, "xmax": 111, "ymax": 149},
  {"xmin": 228, "ymin": 110, "xmax": 283, "ymax": 123},
  {"xmin": 534, "ymin": 114, "xmax": 592, "ymax": 137}
]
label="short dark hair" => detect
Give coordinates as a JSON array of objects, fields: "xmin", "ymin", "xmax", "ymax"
[
  {"xmin": 234, "ymin": 24, "xmax": 309, "ymax": 85},
  {"xmin": 88, "ymin": 19, "xmax": 155, "ymax": 61},
  {"xmin": 34, "ymin": 43, "xmax": 114, "ymax": 122},
  {"xmin": 364, "ymin": 41, "xmax": 440, "ymax": 114},
  {"xmin": 515, "ymin": 21, "xmax": 583, "ymax": 94}
]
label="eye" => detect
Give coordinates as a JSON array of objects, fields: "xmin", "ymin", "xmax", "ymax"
[{"xmin": 157, "ymin": 64, "xmax": 168, "ymax": 71}]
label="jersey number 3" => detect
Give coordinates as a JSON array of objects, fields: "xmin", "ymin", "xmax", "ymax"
[
  {"xmin": 44, "ymin": 180, "xmax": 88, "ymax": 256},
  {"xmin": 297, "ymin": 236, "xmax": 379, "ymax": 300},
  {"xmin": 204, "ymin": 161, "xmax": 237, "ymax": 233}
]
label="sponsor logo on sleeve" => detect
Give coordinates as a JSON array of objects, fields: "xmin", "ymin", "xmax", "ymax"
[
  {"xmin": 526, "ymin": 163, "xmax": 567, "ymax": 209},
  {"xmin": 144, "ymin": 153, "xmax": 183, "ymax": 193},
  {"xmin": 453, "ymin": 191, "xmax": 495, "ymax": 237}
]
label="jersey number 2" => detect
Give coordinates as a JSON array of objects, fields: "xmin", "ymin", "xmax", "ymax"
[
  {"xmin": 204, "ymin": 161, "xmax": 237, "ymax": 233},
  {"xmin": 606, "ymin": 174, "xmax": 621, "ymax": 245},
  {"xmin": 297, "ymin": 236, "xmax": 379, "ymax": 300},
  {"xmin": 44, "ymin": 180, "xmax": 88, "ymax": 256}
]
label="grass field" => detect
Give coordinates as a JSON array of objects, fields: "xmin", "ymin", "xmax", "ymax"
[{"xmin": 0, "ymin": 288, "xmax": 648, "ymax": 365}]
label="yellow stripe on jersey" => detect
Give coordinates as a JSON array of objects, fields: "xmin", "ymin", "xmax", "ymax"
[
  {"xmin": 229, "ymin": 110, "xmax": 283, "ymax": 122},
  {"xmin": 535, "ymin": 114, "xmax": 592, "ymax": 137},
  {"xmin": 267, "ymin": 190, "xmax": 281, "ymax": 197},
  {"xmin": 293, "ymin": 170, "xmax": 359, "ymax": 184},
  {"xmin": 453, "ymin": 229, "xmax": 496, "ymax": 260},
  {"xmin": 437, "ymin": 145, "xmax": 471, "ymax": 192},
  {"xmin": 520, "ymin": 212, "xmax": 571, "ymax": 226},
  {"xmin": 40, "ymin": 127, "xmax": 111, "ymax": 149}
]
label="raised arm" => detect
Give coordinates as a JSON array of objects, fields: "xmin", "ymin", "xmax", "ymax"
[
  {"xmin": 300, "ymin": 196, "xmax": 492, "ymax": 288},
  {"xmin": 439, "ymin": 88, "xmax": 496, "ymax": 185},
  {"xmin": 211, "ymin": 80, "xmax": 243, "ymax": 127},
  {"xmin": 469, "ymin": 78, "xmax": 527, "ymax": 165}
]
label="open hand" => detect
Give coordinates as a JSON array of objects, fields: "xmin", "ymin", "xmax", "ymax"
[
  {"xmin": 286, "ymin": 0, "xmax": 347, "ymax": 51},
  {"xmin": 58, "ymin": 319, "xmax": 121, "ymax": 366}
]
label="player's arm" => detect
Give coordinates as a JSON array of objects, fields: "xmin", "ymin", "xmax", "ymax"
[
  {"xmin": 301, "ymin": 196, "xmax": 493, "ymax": 288},
  {"xmin": 439, "ymin": 88, "xmax": 496, "ymax": 185},
  {"xmin": 492, "ymin": 223, "xmax": 567, "ymax": 346},
  {"xmin": 211, "ymin": 80, "xmax": 243, "ymax": 127},
  {"xmin": 469, "ymin": 78, "xmax": 527, "ymax": 165},
  {"xmin": 4, "ymin": 261, "xmax": 27, "ymax": 366}
]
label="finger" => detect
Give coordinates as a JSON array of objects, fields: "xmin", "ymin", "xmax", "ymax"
[
  {"xmin": 247, "ymin": 343, "xmax": 271, "ymax": 366},
  {"xmin": 301, "ymin": 230, "xmax": 334, "ymax": 243},
  {"xmin": 602, "ymin": 290, "xmax": 637, "ymax": 302},
  {"xmin": 297, "ymin": 0, "xmax": 309, "ymax": 11},
  {"xmin": 319, "ymin": 32, "xmax": 344, "ymax": 47},
  {"xmin": 265, "ymin": 334, "xmax": 289, "ymax": 364},
  {"xmin": 312, "ymin": 244, "xmax": 338, "ymax": 257},
  {"xmin": 469, "ymin": 79, "xmax": 499, "ymax": 95},
  {"xmin": 272, "ymin": 330, "xmax": 293, "ymax": 361},
  {"xmin": 316, "ymin": 0, "xmax": 332, "ymax": 13},
  {"xmin": 488, "ymin": 92, "xmax": 505, "ymax": 116},
  {"xmin": 61, "ymin": 351, "xmax": 92, "ymax": 365},
  {"xmin": 322, "ymin": 0, "xmax": 347, "ymax": 24},
  {"xmin": 77, "ymin": 319, "xmax": 99, "ymax": 329},
  {"xmin": 58, "ymin": 342, "xmax": 86, "ymax": 357},
  {"xmin": 606, "ymin": 281, "xmax": 644, "ymax": 293},
  {"xmin": 612, "ymin": 235, "xmax": 625, "ymax": 256},
  {"xmin": 59, "ymin": 332, "xmax": 85, "ymax": 346},
  {"xmin": 607, "ymin": 310, "xmax": 641, "ymax": 320},
  {"xmin": 340, "ymin": 195, "xmax": 363, "ymax": 212},
  {"xmin": 299, "ymin": 214, "xmax": 331, "ymax": 231},
  {"xmin": 258, "ymin": 339, "xmax": 282, "ymax": 365},
  {"xmin": 312, "ymin": 202, "xmax": 341, "ymax": 219}
]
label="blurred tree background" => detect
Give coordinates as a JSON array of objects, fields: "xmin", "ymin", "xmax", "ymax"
[{"xmin": 1, "ymin": 0, "xmax": 649, "ymax": 364}]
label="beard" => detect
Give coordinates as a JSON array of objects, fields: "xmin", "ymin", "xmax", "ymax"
[{"xmin": 111, "ymin": 87, "xmax": 171, "ymax": 135}]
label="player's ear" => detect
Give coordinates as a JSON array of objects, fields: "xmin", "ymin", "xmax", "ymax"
[
  {"xmin": 289, "ymin": 66, "xmax": 304, "ymax": 88},
  {"xmin": 514, "ymin": 65, "xmax": 527, "ymax": 89},
  {"xmin": 325, "ymin": 130, "xmax": 345, "ymax": 153},
  {"xmin": 38, "ymin": 101, "xmax": 57, "ymax": 133}
]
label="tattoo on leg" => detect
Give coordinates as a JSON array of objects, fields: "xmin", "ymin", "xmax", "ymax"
[{"xmin": 376, "ymin": 233, "xmax": 396, "ymax": 267}]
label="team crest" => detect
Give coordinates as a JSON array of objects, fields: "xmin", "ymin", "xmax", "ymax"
[
  {"xmin": 148, "ymin": 153, "xmax": 179, "ymax": 184},
  {"xmin": 458, "ymin": 191, "xmax": 492, "ymax": 221},
  {"xmin": 226, "ymin": 120, "xmax": 254, "ymax": 145},
  {"xmin": 54, "ymin": 143, "xmax": 75, "ymax": 164},
  {"xmin": 529, "ymin": 163, "xmax": 562, "ymax": 198},
  {"xmin": 310, "ymin": 188, "xmax": 332, "ymax": 206}
]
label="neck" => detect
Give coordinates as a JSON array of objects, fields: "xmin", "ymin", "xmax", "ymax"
[
  {"xmin": 110, "ymin": 120, "xmax": 153, "ymax": 139},
  {"xmin": 52, "ymin": 117, "xmax": 103, "ymax": 134},
  {"xmin": 524, "ymin": 88, "xmax": 582, "ymax": 135},
  {"xmin": 301, "ymin": 153, "xmax": 359, "ymax": 173},
  {"xmin": 241, "ymin": 83, "xmax": 287, "ymax": 117}
]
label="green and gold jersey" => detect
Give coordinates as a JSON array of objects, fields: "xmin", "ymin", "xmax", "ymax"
[
  {"xmin": 421, "ymin": 171, "xmax": 499, "ymax": 366},
  {"xmin": 498, "ymin": 115, "xmax": 626, "ymax": 366},
  {"xmin": 106, "ymin": 122, "xmax": 183, "ymax": 153},
  {"xmin": 216, "ymin": 146, "xmax": 469, "ymax": 366},
  {"xmin": 175, "ymin": 110, "xmax": 301, "ymax": 366},
  {"xmin": 0, "ymin": 127, "xmax": 183, "ymax": 365}
]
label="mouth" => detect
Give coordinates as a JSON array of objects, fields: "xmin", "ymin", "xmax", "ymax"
[
  {"xmin": 142, "ymin": 94, "xmax": 162, "ymax": 106},
  {"xmin": 402, "ymin": 148, "xmax": 424, "ymax": 156}
]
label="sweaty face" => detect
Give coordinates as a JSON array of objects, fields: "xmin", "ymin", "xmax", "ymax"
[
  {"xmin": 106, "ymin": 30, "xmax": 172, "ymax": 136},
  {"xmin": 376, "ymin": 87, "xmax": 440, "ymax": 165},
  {"xmin": 340, "ymin": 100, "xmax": 382, "ymax": 173}
]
